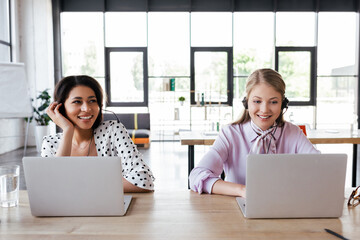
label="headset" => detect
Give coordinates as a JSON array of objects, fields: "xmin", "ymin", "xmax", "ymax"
[{"xmin": 242, "ymin": 97, "xmax": 289, "ymax": 110}]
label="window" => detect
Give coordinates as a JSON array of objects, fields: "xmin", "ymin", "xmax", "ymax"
[
  {"xmin": 317, "ymin": 76, "xmax": 357, "ymax": 129},
  {"xmin": 105, "ymin": 12, "xmax": 147, "ymax": 47},
  {"xmin": 276, "ymin": 12, "xmax": 316, "ymax": 47},
  {"xmin": 0, "ymin": 0, "xmax": 11, "ymax": 62},
  {"xmin": 233, "ymin": 12, "xmax": 274, "ymax": 118},
  {"xmin": 317, "ymin": 12, "xmax": 357, "ymax": 129},
  {"xmin": 318, "ymin": 12, "xmax": 356, "ymax": 76},
  {"xmin": 233, "ymin": 12, "xmax": 274, "ymax": 76},
  {"xmin": 148, "ymin": 12, "xmax": 190, "ymax": 77},
  {"xmin": 105, "ymin": 48, "xmax": 148, "ymax": 107},
  {"xmin": 191, "ymin": 12, "xmax": 232, "ymax": 47},
  {"xmin": 103, "ymin": 12, "xmax": 148, "ymax": 107},
  {"xmin": 275, "ymin": 47, "xmax": 316, "ymax": 105},
  {"xmin": 60, "ymin": 12, "xmax": 104, "ymax": 85},
  {"xmin": 274, "ymin": 12, "xmax": 317, "ymax": 107},
  {"xmin": 0, "ymin": 44, "xmax": 10, "ymax": 62},
  {"xmin": 191, "ymin": 47, "xmax": 233, "ymax": 105},
  {"xmin": 57, "ymin": 10, "xmax": 359, "ymax": 135}
]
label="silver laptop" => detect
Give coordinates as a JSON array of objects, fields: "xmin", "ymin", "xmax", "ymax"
[
  {"xmin": 236, "ymin": 154, "xmax": 347, "ymax": 218},
  {"xmin": 22, "ymin": 156, "xmax": 132, "ymax": 217}
]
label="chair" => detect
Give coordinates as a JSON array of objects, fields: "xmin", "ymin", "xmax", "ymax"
[{"xmin": 103, "ymin": 113, "xmax": 151, "ymax": 148}]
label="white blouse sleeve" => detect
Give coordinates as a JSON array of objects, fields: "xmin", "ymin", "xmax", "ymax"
[
  {"xmin": 97, "ymin": 121, "xmax": 155, "ymax": 190},
  {"xmin": 41, "ymin": 134, "xmax": 61, "ymax": 157}
]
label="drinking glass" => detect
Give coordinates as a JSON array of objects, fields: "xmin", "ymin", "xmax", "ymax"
[{"xmin": 0, "ymin": 165, "xmax": 20, "ymax": 207}]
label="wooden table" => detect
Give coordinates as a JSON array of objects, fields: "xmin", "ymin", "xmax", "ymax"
[
  {"xmin": 180, "ymin": 129, "xmax": 360, "ymax": 187},
  {"xmin": 0, "ymin": 190, "xmax": 359, "ymax": 239}
]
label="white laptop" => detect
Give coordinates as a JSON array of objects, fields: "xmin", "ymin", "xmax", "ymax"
[
  {"xmin": 22, "ymin": 156, "xmax": 132, "ymax": 217},
  {"xmin": 236, "ymin": 154, "xmax": 347, "ymax": 219}
]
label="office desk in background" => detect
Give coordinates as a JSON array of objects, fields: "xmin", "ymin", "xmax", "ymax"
[
  {"xmin": 0, "ymin": 190, "xmax": 359, "ymax": 239},
  {"xmin": 180, "ymin": 129, "xmax": 360, "ymax": 187}
]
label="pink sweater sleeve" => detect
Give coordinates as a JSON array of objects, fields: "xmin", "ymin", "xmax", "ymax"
[{"xmin": 189, "ymin": 127, "xmax": 231, "ymax": 194}]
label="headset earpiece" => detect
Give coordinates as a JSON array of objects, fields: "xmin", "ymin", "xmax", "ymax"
[
  {"xmin": 281, "ymin": 97, "xmax": 289, "ymax": 110},
  {"xmin": 242, "ymin": 97, "xmax": 248, "ymax": 109}
]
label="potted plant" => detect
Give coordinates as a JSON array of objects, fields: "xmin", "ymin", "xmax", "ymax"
[
  {"xmin": 26, "ymin": 89, "xmax": 52, "ymax": 152},
  {"xmin": 178, "ymin": 96, "xmax": 185, "ymax": 106}
]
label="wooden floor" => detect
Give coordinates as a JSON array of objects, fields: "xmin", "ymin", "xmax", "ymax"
[{"xmin": 0, "ymin": 142, "xmax": 210, "ymax": 191}]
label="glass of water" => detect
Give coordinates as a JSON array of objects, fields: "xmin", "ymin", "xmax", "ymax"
[{"xmin": 0, "ymin": 165, "xmax": 20, "ymax": 207}]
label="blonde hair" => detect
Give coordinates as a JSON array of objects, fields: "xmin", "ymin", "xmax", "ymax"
[{"xmin": 232, "ymin": 68, "xmax": 286, "ymax": 126}]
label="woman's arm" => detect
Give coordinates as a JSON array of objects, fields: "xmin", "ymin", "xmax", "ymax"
[
  {"xmin": 109, "ymin": 121, "xmax": 155, "ymax": 192},
  {"xmin": 212, "ymin": 179, "xmax": 246, "ymax": 197},
  {"xmin": 123, "ymin": 178, "xmax": 153, "ymax": 193},
  {"xmin": 189, "ymin": 127, "xmax": 232, "ymax": 194},
  {"xmin": 46, "ymin": 102, "xmax": 75, "ymax": 156}
]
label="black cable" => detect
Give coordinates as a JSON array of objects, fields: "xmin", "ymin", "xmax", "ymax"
[{"xmin": 103, "ymin": 109, "xmax": 120, "ymax": 122}]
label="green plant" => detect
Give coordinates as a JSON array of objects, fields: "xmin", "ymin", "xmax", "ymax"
[
  {"xmin": 25, "ymin": 89, "xmax": 52, "ymax": 126},
  {"xmin": 178, "ymin": 96, "xmax": 185, "ymax": 102}
]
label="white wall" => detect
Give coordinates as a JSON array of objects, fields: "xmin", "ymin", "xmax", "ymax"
[{"xmin": 0, "ymin": 0, "xmax": 54, "ymax": 154}]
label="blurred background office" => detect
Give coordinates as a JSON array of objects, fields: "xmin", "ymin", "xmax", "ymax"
[{"xmin": 1, "ymin": 0, "xmax": 359, "ymax": 188}]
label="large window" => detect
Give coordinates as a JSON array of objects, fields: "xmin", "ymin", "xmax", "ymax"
[
  {"xmin": 147, "ymin": 13, "xmax": 190, "ymax": 138},
  {"xmin": 233, "ymin": 12, "xmax": 274, "ymax": 118},
  {"xmin": 276, "ymin": 12, "xmax": 316, "ymax": 47},
  {"xmin": 0, "ymin": 0, "xmax": 11, "ymax": 62},
  {"xmin": 105, "ymin": 48, "xmax": 148, "ymax": 107},
  {"xmin": 274, "ymin": 12, "xmax": 318, "ymax": 127},
  {"xmin": 191, "ymin": 12, "xmax": 232, "ymax": 47},
  {"xmin": 191, "ymin": 47, "xmax": 233, "ymax": 105},
  {"xmin": 318, "ymin": 13, "xmax": 356, "ymax": 76},
  {"xmin": 275, "ymin": 47, "xmax": 316, "ymax": 105},
  {"xmin": 317, "ymin": 12, "xmax": 357, "ymax": 129},
  {"xmin": 105, "ymin": 12, "xmax": 147, "ymax": 47},
  {"xmin": 148, "ymin": 12, "xmax": 189, "ymax": 77},
  {"xmin": 104, "ymin": 12, "xmax": 148, "ymax": 107},
  {"xmin": 60, "ymin": 12, "xmax": 105, "ymax": 87},
  {"xmin": 58, "ymin": 10, "xmax": 359, "ymax": 133}
]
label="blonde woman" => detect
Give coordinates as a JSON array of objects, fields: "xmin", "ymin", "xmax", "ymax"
[{"xmin": 189, "ymin": 69, "xmax": 319, "ymax": 197}]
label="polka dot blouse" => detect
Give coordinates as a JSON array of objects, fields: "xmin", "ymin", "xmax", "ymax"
[{"xmin": 41, "ymin": 120, "xmax": 155, "ymax": 190}]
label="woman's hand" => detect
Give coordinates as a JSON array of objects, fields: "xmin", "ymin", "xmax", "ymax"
[
  {"xmin": 46, "ymin": 102, "xmax": 74, "ymax": 132},
  {"xmin": 211, "ymin": 180, "xmax": 246, "ymax": 197}
]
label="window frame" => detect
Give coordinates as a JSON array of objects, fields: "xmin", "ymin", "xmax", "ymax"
[
  {"xmin": 105, "ymin": 47, "xmax": 148, "ymax": 107},
  {"xmin": 190, "ymin": 47, "xmax": 233, "ymax": 106},
  {"xmin": 275, "ymin": 46, "xmax": 317, "ymax": 106}
]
